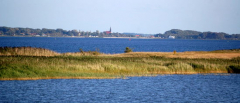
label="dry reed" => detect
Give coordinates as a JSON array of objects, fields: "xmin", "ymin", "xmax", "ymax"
[{"xmin": 0, "ymin": 47, "xmax": 239, "ymax": 80}]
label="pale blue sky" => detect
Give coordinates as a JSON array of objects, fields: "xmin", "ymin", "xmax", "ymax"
[{"xmin": 0, "ymin": 0, "xmax": 240, "ymax": 34}]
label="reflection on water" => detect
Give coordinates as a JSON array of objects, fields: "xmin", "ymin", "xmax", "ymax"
[{"xmin": 0, "ymin": 74, "xmax": 240, "ymax": 102}]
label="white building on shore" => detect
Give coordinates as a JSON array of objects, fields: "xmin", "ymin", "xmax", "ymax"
[{"xmin": 169, "ymin": 36, "xmax": 175, "ymax": 39}]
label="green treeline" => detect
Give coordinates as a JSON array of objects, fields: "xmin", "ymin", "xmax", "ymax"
[
  {"xmin": 1, "ymin": 26, "xmax": 240, "ymax": 39},
  {"xmin": 0, "ymin": 26, "xmax": 134, "ymax": 37},
  {"xmin": 155, "ymin": 29, "xmax": 240, "ymax": 40}
]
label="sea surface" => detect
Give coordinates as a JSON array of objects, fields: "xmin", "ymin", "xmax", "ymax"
[
  {"xmin": 1, "ymin": 37, "xmax": 240, "ymax": 102},
  {"xmin": 0, "ymin": 74, "xmax": 240, "ymax": 102},
  {"xmin": 1, "ymin": 37, "xmax": 240, "ymax": 53}
]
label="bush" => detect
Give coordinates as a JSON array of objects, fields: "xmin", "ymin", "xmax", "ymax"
[
  {"xmin": 79, "ymin": 48, "xmax": 100, "ymax": 56},
  {"xmin": 227, "ymin": 65, "xmax": 240, "ymax": 73},
  {"xmin": 124, "ymin": 47, "xmax": 132, "ymax": 53}
]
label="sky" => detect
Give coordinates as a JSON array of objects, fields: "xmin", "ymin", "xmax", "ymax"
[{"xmin": 0, "ymin": 0, "xmax": 240, "ymax": 34}]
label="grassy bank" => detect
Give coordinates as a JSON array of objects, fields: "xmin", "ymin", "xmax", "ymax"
[{"xmin": 0, "ymin": 47, "xmax": 240, "ymax": 80}]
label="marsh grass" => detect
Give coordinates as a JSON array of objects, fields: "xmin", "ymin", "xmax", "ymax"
[
  {"xmin": 1, "ymin": 55, "xmax": 239, "ymax": 80},
  {"xmin": 62, "ymin": 48, "xmax": 101, "ymax": 56},
  {"xmin": 211, "ymin": 49, "xmax": 240, "ymax": 53},
  {"xmin": 0, "ymin": 47, "xmax": 59, "ymax": 56},
  {"xmin": 0, "ymin": 47, "xmax": 239, "ymax": 80}
]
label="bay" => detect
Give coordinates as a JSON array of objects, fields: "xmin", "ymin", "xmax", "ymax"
[
  {"xmin": 0, "ymin": 37, "xmax": 240, "ymax": 53},
  {"xmin": 0, "ymin": 74, "xmax": 240, "ymax": 102},
  {"xmin": 1, "ymin": 37, "xmax": 240, "ymax": 102}
]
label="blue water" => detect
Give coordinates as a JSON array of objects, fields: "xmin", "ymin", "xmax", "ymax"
[
  {"xmin": 0, "ymin": 37, "xmax": 240, "ymax": 53},
  {"xmin": 1, "ymin": 37, "xmax": 240, "ymax": 102},
  {"xmin": 0, "ymin": 74, "xmax": 240, "ymax": 102}
]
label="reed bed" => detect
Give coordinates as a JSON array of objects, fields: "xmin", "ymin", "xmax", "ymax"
[
  {"xmin": 113, "ymin": 51, "xmax": 240, "ymax": 59},
  {"xmin": 0, "ymin": 47, "xmax": 239, "ymax": 80},
  {"xmin": 0, "ymin": 55, "xmax": 239, "ymax": 80},
  {"xmin": 0, "ymin": 47, "xmax": 59, "ymax": 56}
]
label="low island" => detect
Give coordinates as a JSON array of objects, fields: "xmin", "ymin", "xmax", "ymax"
[{"xmin": 0, "ymin": 47, "xmax": 239, "ymax": 80}]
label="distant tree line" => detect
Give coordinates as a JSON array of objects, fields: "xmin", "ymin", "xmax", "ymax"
[
  {"xmin": 154, "ymin": 29, "xmax": 240, "ymax": 40},
  {"xmin": 1, "ymin": 26, "xmax": 239, "ymax": 40},
  {"xmin": 0, "ymin": 26, "xmax": 134, "ymax": 37}
]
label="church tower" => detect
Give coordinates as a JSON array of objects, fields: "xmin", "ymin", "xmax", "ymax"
[{"xmin": 104, "ymin": 27, "xmax": 112, "ymax": 34}]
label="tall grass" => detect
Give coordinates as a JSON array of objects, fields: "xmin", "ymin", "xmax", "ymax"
[
  {"xmin": 0, "ymin": 47, "xmax": 239, "ymax": 80},
  {"xmin": 1, "ymin": 55, "xmax": 239, "ymax": 80},
  {"xmin": 0, "ymin": 47, "xmax": 59, "ymax": 56}
]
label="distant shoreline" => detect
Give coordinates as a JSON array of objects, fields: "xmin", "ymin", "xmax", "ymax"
[
  {"xmin": 1, "ymin": 26, "xmax": 240, "ymax": 40},
  {"xmin": 0, "ymin": 35, "xmax": 152, "ymax": 39},
  {"xmin": 1, "ymin": 35, "xmax": 240, "ymax": 40}
]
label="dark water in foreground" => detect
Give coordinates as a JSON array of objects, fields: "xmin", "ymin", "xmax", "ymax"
[
  {"xmin": 1, "ymin": 74, "xmax": 240, "ymax": 102},
  {"xmin": 1, "ymin": 37, "xmax": 240, "ymax": 53}
]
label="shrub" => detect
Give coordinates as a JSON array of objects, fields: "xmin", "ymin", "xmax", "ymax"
[
  {"xmin": 79, "ymin": 48, "xmax": 100, "ymax": 56},
  {"xmin": 227, "ymin": 65, "xmax": 240, "ymax": 73},
  {"xmin": 79, "ymin": 48, "xmax": 84, "ymax": 53},
  {"xmin": 124, "ymin": 47, "xmax": 132, "ymax": 53},
  {"xmin": 173, "ymin": 50, "xmax": 177, "ymax": 54}
]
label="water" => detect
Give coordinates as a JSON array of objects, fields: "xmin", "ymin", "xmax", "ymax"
[
  {"xmin": 1, "ymin": 37, "xmax": 240, "ymax": 53},
  {"xmin": 0, "ymin": 74, "xmax": 239, "ymax": 102},
  {"xmin": 1, "ymin": 37, "xmax": 240, "ymax": 102}
]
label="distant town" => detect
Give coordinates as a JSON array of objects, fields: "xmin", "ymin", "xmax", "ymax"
[{"xmin": 0, "ymin": 26, "xmax": 240, "ymax": 40}]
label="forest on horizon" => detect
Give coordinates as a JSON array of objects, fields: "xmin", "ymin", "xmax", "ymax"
[{"xmin": 0, "ymin": 26, "xmax": 240, "ymax": 40}]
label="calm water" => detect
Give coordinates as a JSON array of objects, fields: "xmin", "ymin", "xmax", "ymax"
[
  {"xmin": 0, "ymin": 74, "xmax": 240, "ymax": 102},
  {"xmin": 1, "ymin": 37, "xmax": 240, "ymax": 53}
]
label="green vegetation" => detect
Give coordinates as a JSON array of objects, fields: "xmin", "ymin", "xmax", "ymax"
[
  {"xmin": 0, "ymin": 47, "xmax": 59, "ymax": 56},
  {"xmin": 0, "ymin": 26, "xmax": 135, "ymax": 37},
  {"xmin": 0, "ymin": 55, "xmax": 240, "ymax": 80},
  {"xmin": 155, "ymin": 29, "xmax": 240, "ymax": 40},
  {"xmin": 78, "ymin": 48, "xmax": 101, "ymax": 56},
  {"xmin": 227, "ymin": 65, "xmax": 240, "ymax": 73},
  {"xmin": 1, "ymin": 26, "xmax": 240, "ymax": 39},
  {"xmin": 0, "ymin": 47, "xmax": 239, "ymax": 80},
  {"xmin": 124, "ymin": 47, "xmax": 133, "ymax": 53}
]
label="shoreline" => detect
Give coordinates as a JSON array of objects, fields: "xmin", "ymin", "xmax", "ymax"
[
  {"xmin": 1, "ymin": 35, "xmax": 240, "ymax": 40},
  {"xmin": 0, "ymin": 72, "xmax": 231, "ymax": 81},
  {"xmin": 0, "ymin": 77, "xmax": 120, "ymax": 81},
  {"xmin": 1, "ymin": 72, "xmax": 234, "ymax": 81}
]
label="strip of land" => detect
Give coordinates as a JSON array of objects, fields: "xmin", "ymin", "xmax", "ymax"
[{"xmin": 0, "ymin": 47, "xmax": 239, "ymax": 80}]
